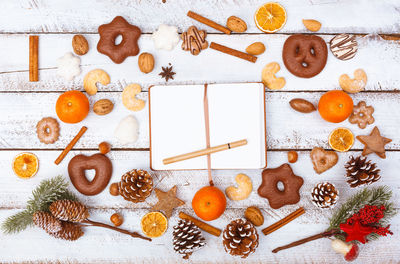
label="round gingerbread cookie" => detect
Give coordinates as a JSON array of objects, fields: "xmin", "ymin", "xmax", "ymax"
[
  {"xmin": 282, "ymin": 34, "xmax": 328, "ymax": 78},
  {"xmin": 329, "ymin": 34, "xmax": 358, "ymax": 61}
]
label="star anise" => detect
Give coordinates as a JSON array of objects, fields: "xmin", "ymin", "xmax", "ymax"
[{"xmin": 159, "ymin": 65, "xmax": 176, "ymax": 82}]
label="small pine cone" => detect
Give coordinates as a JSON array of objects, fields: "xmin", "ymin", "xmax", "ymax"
[
  {"xmin": 50, "ymin": 221, "xmax": 84, "ymax": 241},
  {"xmin": 223, "ymin": 218, "xmax": 259, "ymax": 258},
  {"xmin": 173, "ymin": 219, "xmax": 206, "ymax": 259},
  {"xmin": 311, "ymin": 182, "xmax": 339, "ymax": 209},
  {"xmin": 32, "ymin": 211, "xmax": 62, "ymax": 233},
  {"xmin": 49, "ymin": 200, "xmax": 89, "ymax": 222},
  {"xmin": 345, "ymin": 156, "xmax": 380, "ymax": 188},
  {"xmin": 118, "ymin": 169, "xmax": 153, "ymax": 203}
]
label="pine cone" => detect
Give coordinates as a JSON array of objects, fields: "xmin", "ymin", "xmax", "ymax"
[
  {"xmin": 50, "ymin": 221, "xmax": 84, "ymax": 241},
  {"xmin": 222, "ymin": 218, "xmax": 259, "ymax": 258},
  {"xmin": 32, "ymin": 211, "xmax": 62, "ymax": 233},
  {"xmin": 311, "ymin": 182, "xmax": 339, "ymax": 209},
  {"xmin": 173, "ymin": 219, "xmax": 206, "ymax": 259},
  {"xmin": 345, "ymin": 156, "xmax": 380, "ymax": 188},
  {"xmin": 49, "ymin": 200, "xmax": 89, "ymax": 222},
  {"xmin": 118, "ymin": 169, "xmax": 153, "ymax": 203}
]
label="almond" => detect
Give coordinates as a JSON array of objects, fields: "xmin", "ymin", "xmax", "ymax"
[
  {"xmin": 244, "ymin": 206, "xmax": 264, "ymax": 226},
  {"xmin": 72, "ymin": 35, "xmax": 89, "ymax": 55},
  {"xmin": 226, "ymin": 16, "xmax": 247, "ymax": 33},
  {"xmin": 246, "ymin": 42, "xmax": 265, "ymax": 55},
  {"xmin": 302, "ymin": 19, "xmax": 321, "ymax": 32},
  {"xmin": 93, "ymin": 99, "xmax": 114, "ymax": 115},
  {"xmin": 138, "ymin": 53, "xmax": 155, "ymax": 74}
]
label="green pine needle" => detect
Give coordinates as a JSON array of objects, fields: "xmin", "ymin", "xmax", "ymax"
[
  {"xmin": 1, "ymin": 210, "xmax": 33, "ymax": 234},
  {"xmin": 1, "ymin": 176, "xmax": 78, "ymax": 234},
  {"xmin": 328, "ymin": 186, "xmax": 397, "ymax": 242}
]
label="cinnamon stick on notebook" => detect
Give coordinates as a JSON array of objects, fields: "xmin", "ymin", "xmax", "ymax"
[
  {"xmin": 29, "ymin": 35, "xmax": 39, "ymax": 82},
  {"xmin": 210, "ymin": 42, "xmax": 257, "ymax": 63},
  {"xmin": 262, "ymin": 207, "xmax": 305, "ymax": 236},
  {"xmin": 187, "ymin": 11, "xmax": 231, "ymax": 35}
]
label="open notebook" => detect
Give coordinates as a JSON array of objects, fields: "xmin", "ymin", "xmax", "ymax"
[{"xmin": 149, "ymin": 83, "xmax": 266, "ymax": 170}]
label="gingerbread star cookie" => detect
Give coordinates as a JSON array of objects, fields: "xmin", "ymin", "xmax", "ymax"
[
  {"xmin": 258, "ymin": 164, "xmax": 303, "ymax": 209},
  {"xmin": 356, "ymin": 126, "xmax": 391, "ymax": 159},
  {"xmin": 151, "ymin": 185, "xmax": 185, "ymax": 218},
  {"xmin": 97, "ymin": 16, "xmax": 141, "ymax": 64}
]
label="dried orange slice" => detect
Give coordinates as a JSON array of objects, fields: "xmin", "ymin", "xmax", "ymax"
[
  {"xmin": 12, "ymin": 152, "xmax": 39, "ymax": 179},
  {"xmin": 254, "ymin": 2, "xmax": 287, "ymax": 33},
  {"xmin": 141, "ymin": 212, "xmax": 168, "ymax": 238},
  {"xmin": 329, "ymin": 127, "xmax": 354, "ymax": 152}
]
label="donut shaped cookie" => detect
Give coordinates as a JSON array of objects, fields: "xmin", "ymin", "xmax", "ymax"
[
  {"xmin": 36, "ymin": 117, "xmax": 60, "ymax": 144},
  {"xmin": 282, "ymin": 34, "xmax": 328, "ymax": 78},
  {"xmin": 68, "ymin": 153, "xmax": 113, "ymax": 196},
  {"xmin": 257, "ymin": 163, "xmax": 303, "ymax": 209},
  {"xmin": 97, "ymin": 16, "xmax": 141, "ymax": 64}
]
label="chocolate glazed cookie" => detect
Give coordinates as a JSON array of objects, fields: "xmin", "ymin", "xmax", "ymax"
[{"xmin": 282, "ymin": 34, "xmax": 328, "ymax": 78}]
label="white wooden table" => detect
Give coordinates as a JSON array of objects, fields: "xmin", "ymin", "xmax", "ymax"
[{"xmin": 0, "ymin": 0, "xmax": 399, "ymax": 263}]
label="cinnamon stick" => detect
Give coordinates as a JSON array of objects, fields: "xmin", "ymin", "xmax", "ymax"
[
  {"xmin": 210, "ymin": 42, "xmax": 257, "ymax": 63},
  {"xmin": 29, "ymin": 35, "xmax": 39, "ymax": 82},
  {"xmin": 82, "ymin": 219, "xmax": 151, "ymax": 241},
  {"xmin": 272, "ymin": 229, "xmax": 340, "ymax": 253},
  {"xmin": 187, "ymin": 11, "xmax": 231, "ymax": 35},
  {"xmin": 179, "ymin": 212, "xmax": 221, "ymax": 237},
  {"xmin": 55, "ymin": 126, "xmax": 87, "ymax": 165},
  {"xmin": 262, "ymin": 207, "xmax": 305, "ymax": 236}
]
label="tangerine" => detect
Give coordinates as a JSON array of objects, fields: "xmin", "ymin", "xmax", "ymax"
[
  {"xmin": 318, "ymin": 90, "xmax": 353, "ymax": 123},
  {"xmin": 192, "ymin": 186, "xmax": 226, "ymax": 221},
  {"xmin": 56, "ymin": 90, "xmax": 89, "ymax": 123}
]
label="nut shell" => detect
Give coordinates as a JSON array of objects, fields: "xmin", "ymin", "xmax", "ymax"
[
  {"xmin": 138, "ymin": 53, "xmax": 155, "ymax": 74},
  {"xmin": 302, "ymin": 19, "xmax": 321, "ymax": 32},
  {"xmin": 98, "ymin": 142, "xmax": 111, "ymax": 154},
  {"xmin": 93, "ymin": 99, "xmax": 114, "ymax": 115},
  {"xmin": 246, "ymin": 42, "xmax": 265, "ymax": 55},
  {"xmin": 226, "ymin": 16, "xmax": 247, "ymax": 32},
  {"xmin": 288, "ymin": 151, "xmax": 298, "ymax": 163},
  {"xmin": 110, "ymin": 213, "xmax": 123, "ymax": 226},
  {"xmin": 289, "ymin": 99, "xmax": 316, "ymax": 113},
  {"xmin": 109, "ymin": 182, "xmax": 119, "ymax": 196},
  {"xmin": 244, "ymin": 206, "xmax": 264, "ymax": 226},
  {"xmin": 72, "ymin": 35, "xmax": 89, "ymax": 55}
]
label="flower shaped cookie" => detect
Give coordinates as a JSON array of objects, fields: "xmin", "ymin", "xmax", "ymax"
[
  {"xmin": 152, "ymin": 24, "xmax": 180, "ymax": 51},
  {"xmin": 56, "ymin": 52, "xmax": 81, "ymax": 81}
]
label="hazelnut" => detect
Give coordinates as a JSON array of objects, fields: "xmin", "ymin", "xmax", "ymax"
[
  {"xmin": 288, "ymin": 151, "xmax": 298, "ymax": 163},
  {"xmin": 99, "ymin": 141, "xmax": 111, "ymax": 154},
  {"xmin": 110, "ymin": 213, "xmax": 123, "ymax": 226},
  {"xmin": 109, "ymin": 182, "xmax": 119, "ymax": 196}
]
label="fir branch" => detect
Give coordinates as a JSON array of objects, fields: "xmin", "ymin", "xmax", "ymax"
[
  {"xmin": 1, "ymin": 210, "xmax": 33, "ymax": 234},
  {"xmin": 1, "ymin": 176, "xmax": 78, "ymax": 234},
  {"xmin": 328, "ymin": 186, "xmax": 397, "ymax": 241},
  {"xmin": 26, "ymin": 175, "xmax": 77, "ymax": 213}
]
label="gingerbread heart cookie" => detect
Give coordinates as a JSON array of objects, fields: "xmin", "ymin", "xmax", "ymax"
[{"xmin": 310, "ymin": 147, "xmax": 338, "ymax": 174}]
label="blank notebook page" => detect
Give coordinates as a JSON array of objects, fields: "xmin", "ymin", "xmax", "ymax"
[
  {"xmin": 207, "ymin": 83, "xmax": 266, "ymax": 169},
  {"xmin": 150, "ymin": 83, "xmax": 266, "ymax": 170}
]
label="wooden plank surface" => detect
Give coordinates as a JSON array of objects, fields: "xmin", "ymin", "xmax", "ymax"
[
  {"xmin": 0, "ymin": 208, "xmax": 399, "ymax": 263},
  {"xmin": 1, "ymin": 0, "xmax": 400, "ymax": 263},
  {"xmin": 1, "ymin": 0, "xmax": 400, "ymax": 34},
  {"xmin": 0, "ymin": 34, "xmax": 399, "ymax": 92},
  {"xmin": 0, "ymin": 92, "xmax": 398, "ymax": 150}
]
